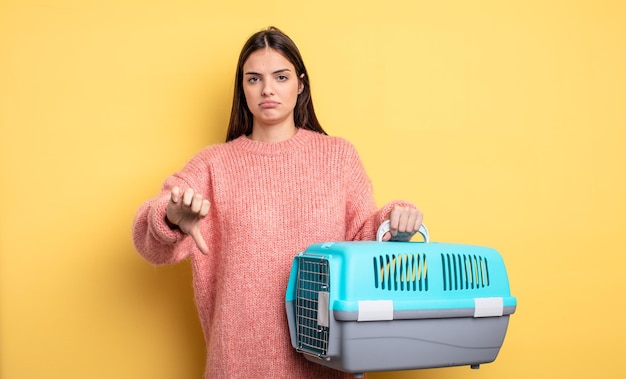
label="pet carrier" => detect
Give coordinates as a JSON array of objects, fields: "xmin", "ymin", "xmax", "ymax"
[{"xmin": 285, "ymin": 222, "xmax": 516, "ymax": 377}]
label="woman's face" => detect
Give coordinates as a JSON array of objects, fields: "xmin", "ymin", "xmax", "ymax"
[{"xmin": 242, "ymin": 47, "xmax": 303, "ymax": 131}]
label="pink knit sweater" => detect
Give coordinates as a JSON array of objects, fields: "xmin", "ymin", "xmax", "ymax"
[{"xmin": 132, "ymin": 128, "xmax": 413, "ymax": 378}]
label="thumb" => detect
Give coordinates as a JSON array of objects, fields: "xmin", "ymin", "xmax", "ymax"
[{"xmin": 189, "ymin": 228, "xmax": 209, "ymax": 255}]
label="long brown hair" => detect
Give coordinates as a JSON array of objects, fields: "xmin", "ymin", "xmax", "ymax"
[{"xmin": 225, "ymin": 27, "xmax": 326, "ymax": 142}]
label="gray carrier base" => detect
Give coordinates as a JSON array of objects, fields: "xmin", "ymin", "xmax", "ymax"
[{"xmin": 286, "ymin": 302, "xmax": 514, "ymax": 377}]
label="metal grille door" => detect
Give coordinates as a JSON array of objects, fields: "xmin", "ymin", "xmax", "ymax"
[{"xmin": 295, "ymin": 257, "xmax": 330, "ymax": 356}]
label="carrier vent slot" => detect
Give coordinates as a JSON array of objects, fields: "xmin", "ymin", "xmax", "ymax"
[
  {"xmin": 441, "ymin": 253, "xmax": 490, "ymax": 291},
  {"xmin": 373, "ymin": 253, "xmax": 428, "ymax": 291},
  {"xmin": 295, "ymin": 257, "xmax": 330, "ymax": 356}
]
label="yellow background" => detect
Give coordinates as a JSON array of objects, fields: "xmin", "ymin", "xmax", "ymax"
[{"xmin": 1, "ymin": 0, "xmax": 625, "ymax": 378}]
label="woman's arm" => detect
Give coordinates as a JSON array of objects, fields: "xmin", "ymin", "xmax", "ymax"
[{"xmin": 132, "ymin": 149, "xmax": 216, "ymax": 264}]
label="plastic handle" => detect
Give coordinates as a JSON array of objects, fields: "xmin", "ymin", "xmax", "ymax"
[{"xmin": 376, "ymin": 220, "xmax": 430, "ymax": 243}]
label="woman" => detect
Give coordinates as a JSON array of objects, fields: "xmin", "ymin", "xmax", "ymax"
[{"xmin": 132, "ymin": 26, "xmax": 423, "ymax": 379}]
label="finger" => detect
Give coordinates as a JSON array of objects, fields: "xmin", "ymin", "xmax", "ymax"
[
  {"xmin": 398, "ymin": 209, "xmax": 410, "ymax": 233},
  {"xmin": 199, "ymin": 199, "xmax": 211, "ymax": 217},
  {"xmin": 405, "ymin": 209, "xmax": 419, "ymax": 233},
  {"xmin": 388, "ymin": 207, "xmax": 401, "ymax": 236},
  {"xmin": 182, "ymin": 188, "xmax": 194, "ymax": 207},
  {"xmin": 382, "ymin": 231, "xmax": 391, "ymax": 241},
  {"xmin": 413, "ymin": 210, "xmax": 424, "ymax": 232},
  {"xmin": 170, "ymin": 186, "xmax": 181, "ymax": 203},
  {"xmin": 391, "ymin": 206, "xmax": 410, "ymax": 233},
  {"xmin": 189, "ymin": 228, "xmax": 209, "ymax": 255},
  {"xmin": 190, "ymin": 193, "xmax": 204, "ymax": 213}
]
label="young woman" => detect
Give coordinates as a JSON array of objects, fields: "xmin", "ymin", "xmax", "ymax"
[{"xmin": 132, "ymin": 26, "xmax": 423, "ymax": 379}]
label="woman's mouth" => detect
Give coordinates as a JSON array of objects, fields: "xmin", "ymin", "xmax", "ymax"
[{"xmin": 260, "ymin": 101, "xmax": 279, "ymax": 109}]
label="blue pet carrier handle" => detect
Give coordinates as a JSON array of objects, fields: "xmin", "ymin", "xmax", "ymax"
[{"xmin": 376, "ymin": 220, "xmax": 430, "ymax": 243}]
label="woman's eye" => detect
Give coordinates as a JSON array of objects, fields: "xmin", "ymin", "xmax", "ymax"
[
  {"xmin": 248, "ymin": 77, "xmax": 259, "ymax": 83},
  {"xmin": 277, "ymin": 75, "xmax": 288, "ymax": 81}
]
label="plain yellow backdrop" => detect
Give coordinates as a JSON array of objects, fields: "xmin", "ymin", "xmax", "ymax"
[{"xmin": 1, "ymin": 0, "xmax": 625, "ymax": 378}]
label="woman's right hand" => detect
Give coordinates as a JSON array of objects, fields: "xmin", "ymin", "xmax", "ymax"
[{"xmin": 166, "ymin": 186, "xmax": 211, "ymax": 254}]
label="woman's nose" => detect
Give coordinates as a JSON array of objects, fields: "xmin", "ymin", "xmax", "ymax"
[{"xmin": 261, "ymin": 82, "xmax": 274, "ymax": 96}]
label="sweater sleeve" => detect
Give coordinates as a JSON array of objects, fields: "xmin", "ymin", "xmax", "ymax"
[
  {"xmin": 341, "ymin": 141, "xmax": 417, "ymax": 241},
  {"xmin": 132, "ymin": 150, "xmax": 216, "ymax": 265}
]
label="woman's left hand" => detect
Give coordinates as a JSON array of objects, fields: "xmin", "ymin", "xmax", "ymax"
[{"xmin": 382, "ymin": 205, "xmax": 423, "ymax": 242}]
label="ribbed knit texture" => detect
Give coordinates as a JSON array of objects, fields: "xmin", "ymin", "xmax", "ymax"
[{"xmin": 132, "ymin": 128, "xmax": 414, "ymax": 379}]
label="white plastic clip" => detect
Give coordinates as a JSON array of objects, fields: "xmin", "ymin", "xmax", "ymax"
[
  {"xmin": 357, "ymin": 300, "xmax": 394, "ymax": 322},
  {"xmin": 474, "ymin": 297, "xmax": 504, "ymax": 318}
]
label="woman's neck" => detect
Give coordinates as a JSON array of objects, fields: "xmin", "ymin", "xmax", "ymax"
[{"xmin": 248, "ymin": 123, "xmax": 298, "ymax": 143}]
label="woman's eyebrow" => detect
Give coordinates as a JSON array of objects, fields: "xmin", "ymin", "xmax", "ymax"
[{"xmin": 244, "ymin": 68, "xmax": 292, "ymax": 76}]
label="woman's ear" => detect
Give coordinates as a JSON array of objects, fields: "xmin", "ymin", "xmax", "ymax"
[{"xmin": 298, "ymin": 73, "xmax": 305, "ymax": 94}]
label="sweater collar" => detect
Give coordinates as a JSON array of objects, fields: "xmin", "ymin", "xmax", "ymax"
[{"xmin": 230, "ymin": 127, "xmax": 313, "ymax": 156}]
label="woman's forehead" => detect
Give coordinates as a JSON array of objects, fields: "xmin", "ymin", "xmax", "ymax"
[{"xmin": 243, "ymin": 48, "xmax": 294, "ymax": 73}]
